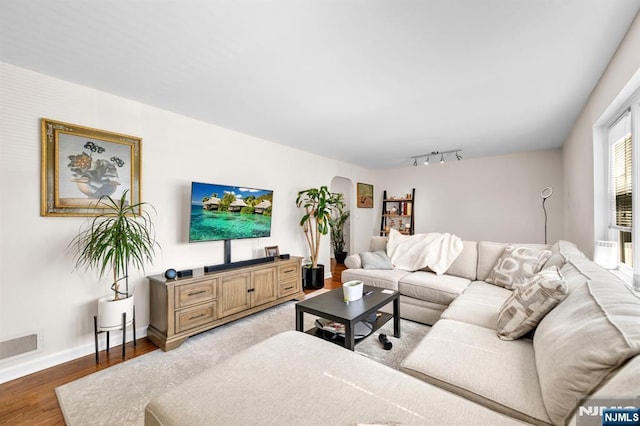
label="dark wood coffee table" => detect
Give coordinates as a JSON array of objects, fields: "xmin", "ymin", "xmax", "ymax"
[{"xmin": 295, "ymin": 285, "xmax": 400, "ymax": 350}]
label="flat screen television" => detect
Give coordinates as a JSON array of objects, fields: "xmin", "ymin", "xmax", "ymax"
[{"xmin": 189, "ymin": 181, "xmax": 273, "ymax": 243}]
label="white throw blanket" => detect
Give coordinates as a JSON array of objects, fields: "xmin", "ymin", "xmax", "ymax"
[{"xmin": 386, "ymin": 229, "xmax": 463, "ymax": 274}]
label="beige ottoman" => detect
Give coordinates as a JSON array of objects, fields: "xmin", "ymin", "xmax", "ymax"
[{"xmin": 145, "ymin": 331, "xmax": 525, "ymax": 425}]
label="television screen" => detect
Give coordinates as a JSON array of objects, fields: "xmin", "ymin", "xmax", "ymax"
[{"xmin": 189, "ymin": 182, "xmax": 273, "ymax": 242}]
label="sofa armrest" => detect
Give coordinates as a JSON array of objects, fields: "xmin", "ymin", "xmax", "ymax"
[{"xmin": 344, "ymin": 254, "xmax": 362, "ymax": 269}]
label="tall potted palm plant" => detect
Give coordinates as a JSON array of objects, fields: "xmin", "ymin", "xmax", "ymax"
[
  {"xmin": 70, "ymin": 190, "xmax": 159, "ymax": 329},
  {"xmin": 329, "ymin": 192, "xmax": 350, "ymax": 264},
  {"xmin": 296, "ymin": 186, "xmax": 341, "ymax": 289}
]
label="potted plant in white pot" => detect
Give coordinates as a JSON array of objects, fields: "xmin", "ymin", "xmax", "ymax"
[
  {"xmin": 329, "ymin": 192, "xmax": 350, "ymax": 264},
  {"xmin": 296, "ymin": 186, "xmax": 341, "ymax": 289},
  {"xmin": 70, "ymin": 190, "xmax": 159, "ymax": 330}
]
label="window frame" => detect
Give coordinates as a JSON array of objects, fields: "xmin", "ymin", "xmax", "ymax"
[
  {"xmin": 607, "ymin": 109, "xmax": 633, "ymax": 271},
  {"xmin": 604, "ymin": 94, "xmax": 640, "ymax": 276}
]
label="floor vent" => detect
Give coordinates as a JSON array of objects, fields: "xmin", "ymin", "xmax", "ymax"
[{"xmin": 0, "ymin": 334, "xmax": 38, "ymax": 360}]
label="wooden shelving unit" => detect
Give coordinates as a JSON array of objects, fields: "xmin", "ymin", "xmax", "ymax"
[{"xmin": 380, "ymin": 188, "xmax": 415, "ymax": 236}]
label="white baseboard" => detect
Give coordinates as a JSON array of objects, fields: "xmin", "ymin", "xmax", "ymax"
[{"xmin": 0, "ymin": 326, "xmax": 148, "ymax": 385}]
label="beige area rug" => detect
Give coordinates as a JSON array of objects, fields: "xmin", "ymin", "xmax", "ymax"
[{"xmin": 56, "ymin": 294, "xmax": 430, "ymax": 425}]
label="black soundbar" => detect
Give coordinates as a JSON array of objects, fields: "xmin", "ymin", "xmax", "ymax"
[{"xmin": 204, "ymin": 256, "xmax": 275, "ymax": 273}]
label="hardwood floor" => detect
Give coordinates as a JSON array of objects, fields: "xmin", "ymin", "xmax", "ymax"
[
  {"xmin": 0, "ymin": 340, "xmax": 158, "ymax": 425},
  {"xmin": 0, "ymin": 260, "xmax": 346, "ymax": 425}
]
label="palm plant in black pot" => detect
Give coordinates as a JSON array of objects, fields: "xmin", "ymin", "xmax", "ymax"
[
  {"xmin": 296, "ymin": 186, "xmax": 341, "ymax": 289},
  {"xmin": 329, "ymin": 192, "xmax": 350, "ymax": 264}
]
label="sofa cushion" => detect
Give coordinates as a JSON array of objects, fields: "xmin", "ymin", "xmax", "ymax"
[
  {"xmin": 543, "ymin": 240, "xmax": 578, "ymax": 269},
  {"xmin": 533, "ymin": 273, "xmax": 640, "ymax": 425},
  {"xmin": 441, "ymin": 292, "xmax": 511, "ymax": 329},
  {"xmin": 368, "ymin": 236, "xmax": 388, "ymax": 252},
  {"xmin": 463, "ymin": 280, "xmax": 515, "ymax": 298},
  {"xmin": 496, "ymin": 266, "xmax": 567, "ymax": 341},
  {"xmin": 476, "ymin": 241, "xmax": 508, "ymax": 281},
  {"xmin": 556, "ymin": 239, "xmax": 586, "ymax": 262},
  {"xmin": 559, "ymin": 258, "xmax": 592, "ymax": 297},
  {"xmin": 485, "ymin": 245, "xmax": 552, "ymax": 290},
  {"xmin": 361, "ymin": 250, "xmax": 393, "ymax": 270},
  {"xmin": 542, "ymin": 240, "xmax": 564, "ymax": 269},
  {"xmin": 570, "ymin": 356, "xmax": 640, "ymax": 425},
  {"xmin": 401, "ymin": 319, "xmax": 551, "ymax": 425},
  {"xmin": 445, "ymin": 240, "xmax": 478, "ymax": 281},
  {"xmin": 379, "ymin": 295, "xmax": 448, "ymax": 325},
  {"xmin": 341, "ymin": 268, "xmax": 411, "ymax": 291},
  {"xmin": 398, "ymin": 271, "xmax": 470, "ymax": 306}
]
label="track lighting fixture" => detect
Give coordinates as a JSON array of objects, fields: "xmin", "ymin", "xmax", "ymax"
[{"xmin": 410, "ymin": 149, "xmax": 463, "ymax": 166}]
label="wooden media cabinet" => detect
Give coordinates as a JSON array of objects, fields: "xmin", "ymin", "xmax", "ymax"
[{"xmin": 147, "ymin": 256, "xmax": 304, "ymax": 351}]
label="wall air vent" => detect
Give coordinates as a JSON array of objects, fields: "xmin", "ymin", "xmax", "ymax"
[{"xmin": 0, "ymin": 334, "xmax": 38, "ymax": 360}]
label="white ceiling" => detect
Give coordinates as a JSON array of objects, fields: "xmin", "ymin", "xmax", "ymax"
[{"xmin": 1, "ymin": 1, "xmax": 639, "ymax": 168}]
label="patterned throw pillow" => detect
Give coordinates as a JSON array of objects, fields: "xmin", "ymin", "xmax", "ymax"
[
  {"xmin": 496, "ymin": 266, "xmax": 568, "ymax": 340},
  {"xmin": 485, "ymin": 245, "xmax": 552, "ymax": 289}
]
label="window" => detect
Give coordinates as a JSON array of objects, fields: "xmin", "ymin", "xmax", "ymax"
[{"xmin": 608, "ymin": 110, "xmax": 632, "ymax": 268}]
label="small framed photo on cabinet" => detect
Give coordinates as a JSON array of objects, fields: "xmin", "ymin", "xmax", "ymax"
[{"xmin": 265, "ymin": 246, "xmax": 280, "ymax": 257}]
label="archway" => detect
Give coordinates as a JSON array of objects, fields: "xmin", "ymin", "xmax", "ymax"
[{"xmin": 330, "ymin": 176, "xmax": 353, "ymax": 260}]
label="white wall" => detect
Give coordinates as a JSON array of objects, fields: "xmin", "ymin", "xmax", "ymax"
[
  {"xmin": 0, "ymin": 62, "xmax": 376, "ymax": 382},
  {"xmin": 0, "ymin": 54, "xmax": 589, "ymax": 381},
  {"xmin": 375, "ymin": 149, "xmax": 564, "ymax": 244},
  {"xmin": 563, "ymin": 12, "xmax": 640, "ymax": 257}
]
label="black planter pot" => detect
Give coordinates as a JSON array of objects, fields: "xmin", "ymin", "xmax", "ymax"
[
  {"xmin": 334, "ymin": 251, "xmax": 348, "ymax": 264},
  {"xmin": 303, "ymin": 264, "xmax": 325, "ymax": 290}
]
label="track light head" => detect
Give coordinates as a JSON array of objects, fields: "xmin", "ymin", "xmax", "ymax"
[
  {"xmin": 424, "ymin": 156, "xmax": 429, "ymax": 165},
  {"xmin": 456, "ymin": 152, "xmax": 462, "ymax": 160},
  {"xmin": 440, "ymin": 154, "xmax": 445, "ymax": 164},
  {"xmin": 413, "ymin": 158, "xmax": 417, "ymax": 167}
]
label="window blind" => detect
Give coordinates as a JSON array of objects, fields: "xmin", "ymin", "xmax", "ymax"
[{"xmin": 609, "ymin": 110, "xmax": 632, "ymax": 231}]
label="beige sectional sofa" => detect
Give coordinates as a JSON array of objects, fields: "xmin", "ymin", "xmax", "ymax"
[
  {"xmin": 343, "ymin": 237, "xmax": 640, "ymax": 425},
  {"xmin": 145, "ymin": 238, "xmax": 640, "ymax": 425}
]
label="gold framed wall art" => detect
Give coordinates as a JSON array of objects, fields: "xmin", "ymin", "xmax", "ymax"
[
  {"xmin": 357, "ymin": 182, "xmax": 374, "ymax": 208},
  {"xmin": 41, "ymin": 118, "xmax": 142, "ymax": 216}
]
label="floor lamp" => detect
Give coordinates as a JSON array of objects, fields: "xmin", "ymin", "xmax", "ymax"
[{"xmin": 541, "ymin": 187, "xmax": 553, "ymax": 244}]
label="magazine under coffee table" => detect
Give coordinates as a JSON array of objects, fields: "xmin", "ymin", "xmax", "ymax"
[{"xmin": 295, "ymin": 285, "xmax": 400, "ymax": 350}]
